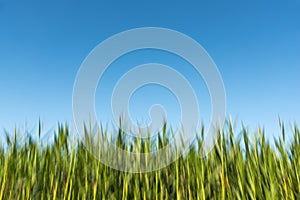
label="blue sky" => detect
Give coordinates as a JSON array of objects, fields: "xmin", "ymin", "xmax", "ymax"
[{"xmin": 0, "ymin": 0, "xmax": 299, "ymax": 140}]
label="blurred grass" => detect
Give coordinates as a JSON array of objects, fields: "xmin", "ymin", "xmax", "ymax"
[{"xmin": 0, "ymin": 120, "xmax": 299, "ymax": 199}]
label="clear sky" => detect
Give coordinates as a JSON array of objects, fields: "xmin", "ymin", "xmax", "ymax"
[{"xmin": 0, "ymin": 0, "xmax": 299, "ymax": 140}]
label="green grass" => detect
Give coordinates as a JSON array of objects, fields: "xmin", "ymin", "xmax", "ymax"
[{"xmin": 0, "ymin": 120, "xmax": 299, "ymax": 199}]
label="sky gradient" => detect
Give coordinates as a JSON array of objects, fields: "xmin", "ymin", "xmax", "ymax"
[{"xmin": 0, "ymin": 0, "xmax": 299, "ymax": 140}]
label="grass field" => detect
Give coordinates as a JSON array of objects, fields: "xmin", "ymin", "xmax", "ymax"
[{"xmin": 0, "ymin": 120, "xmax": 299, "ymax": 199}]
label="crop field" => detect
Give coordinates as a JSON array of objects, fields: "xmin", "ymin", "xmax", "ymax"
[{"xmin": 0, "ymin": 120, "xmax": 299, "ymax": 200}]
